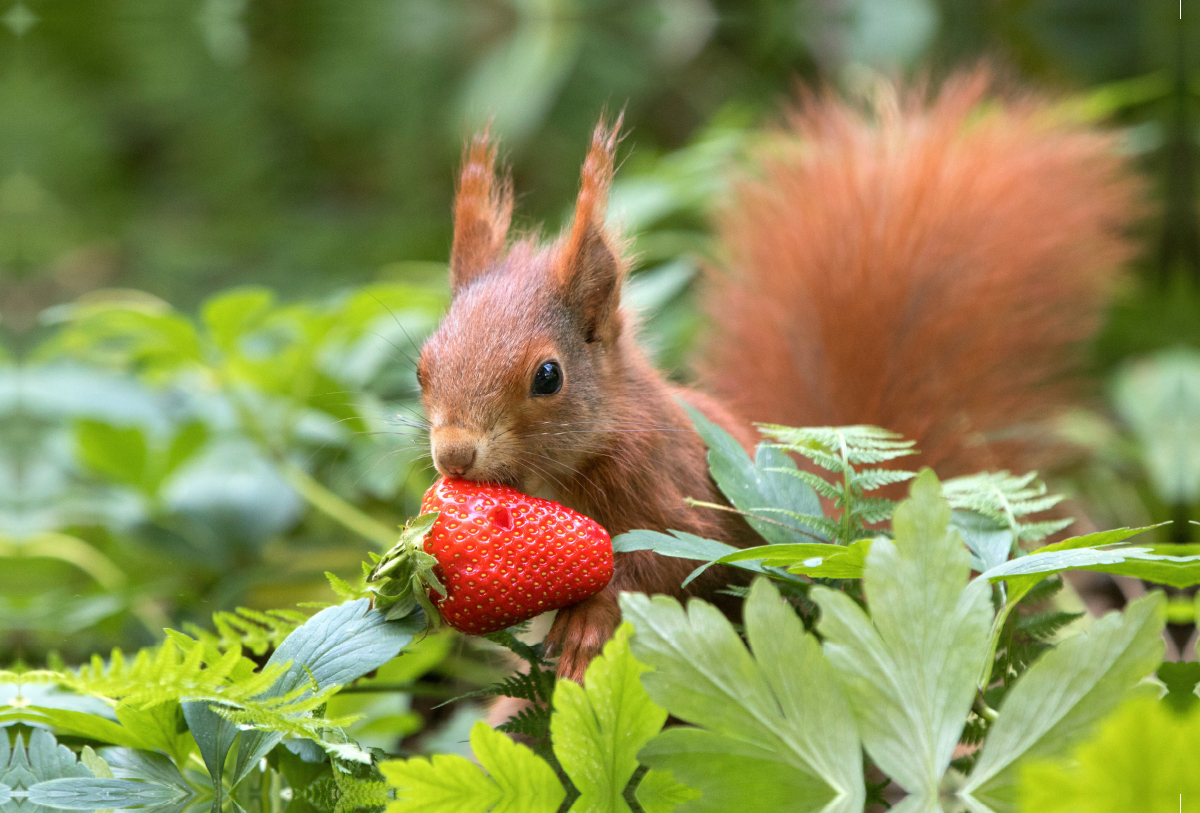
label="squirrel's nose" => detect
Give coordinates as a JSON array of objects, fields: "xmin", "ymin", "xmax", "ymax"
[{"xmin": 432, "ymin": 432, "xmax": 479, "ymax": 478}]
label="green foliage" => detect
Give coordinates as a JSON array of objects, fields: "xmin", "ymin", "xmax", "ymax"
[
  {"xmin": 813, "ymin": 469, "xmax": 991, "ymax": 803},
  {"xmin": 1020, "ymin": 696, "xmax": 1200, "ymax": 813},
  {"xmin": 623, "ymin": 473, "xmax": 1166, "ymax": 813},
  {"xmin": 758, "ymin": 424, "xmax": 917, "ymax": 544},
  {"xmin": 184, "ymin": 607, "xmax": 309, "ymax": 657},
  {"xmin": 551, "ymin": 625, "xmax": 667, "ymax": 813},
  {"xmin": 623, "ymin": 579, "xmax": 864, "ymax": 813},
  {"xmin": 681, "ymin": 404, "xmax": 827, "ymax": 545}
]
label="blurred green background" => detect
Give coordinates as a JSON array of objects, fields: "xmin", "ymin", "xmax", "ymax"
[{"xmin": 0, "ymin": 0, "xmax": 1197, "ymax": 753}]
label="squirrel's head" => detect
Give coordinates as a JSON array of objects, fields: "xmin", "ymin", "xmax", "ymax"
[{"xmin": 418, "ymin": 118, "xmax": 628, "ymax": 496}]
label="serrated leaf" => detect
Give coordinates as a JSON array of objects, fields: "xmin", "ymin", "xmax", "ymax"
[
  {"xmin": 551, "ymin": 624, "xmax": 666, "ymax": 813},
  {"xmin": 473, "ymin": 722, "xmax": 564, "ymax": 813},
  {"xmin": 382, "ymin": 751, "xmax": 500, "ymax": 813},
  {"xmin": 813, "ymin": 470, "xmax": 992, "ymax": 801},
  {"xmin": 622, "ymin": 579, "xmax": 864, "ymax": 813},
  {"xmin": 682, "ymin": 404, "xmax": 826, "ymax": 544},
  {"xmin": 634, "ymin": 769, "xmax": 700, "ymax": 813},
  {"xmin": 961, "ymin": 593, "xmax": 1165, "ymax": 808},
  {"xmin": 851, "ymin": 468, "xmax": 917, "ymax": 492},
  {"xmin": 1018, "ymin": 695, "xmax": 1200, "ymax": 812}
]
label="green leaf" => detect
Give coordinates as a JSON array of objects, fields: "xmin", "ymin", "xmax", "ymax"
[
  {"xmin": 3, "ymin": 708, "xmax": 144, "ymax": 750},
  {"xmin": 682, "ymin": 403, "xmax": 826, "ymax": 544},
  {"xmin": 114, "ymin": 702, "xmax": 192, "ymax": 766},
  {"xmin": 202, "ymin": 287, "xmax": 275, "ymax": 355},
  {"xmin": 381, "ymin": 716, "xmax": 564, "ymax": 812},
  {"xmin": 612, "ymin": 530, "xmax": 738, "ymax": 562},
  {"xmin": 161, "ymin": 422, "xmax": 209, "ymax": 482},
  {"xmin": 26, "ymin": 778, "xmax": 185, "ymax": 809},
  {"xmin": 472, "ymin": 722, "xmax": 565, "ymax": 813},
  {"xmin": 622, "ymin": 578, "xmax": 864, "ymax": 813},
  {"xmin": 1018, "ymin": 695, "xmax": 1200, "ymax": 812},
  {"xmin": 232, "ymin": 598, "xmax": 422, "ymax": 784},
  {"xmin": 980, "ymin": 525, "xmax": 1188, "ymax": 589},
  {"xmin": 1112, "ymin": 347, "xmax": 1200, "ymax": 506},
  {"xmin": 713, "ymin": 540, "xmax": 870, "ymax": 580},
  {"xmin": 953, "ymin": 511, "xmax": 1014, "ymax": 573},
  {"xmin": 382, "ymin": 752, "xmax": 500, "ymax": 813},
  {"xmin": 634, "ymin": 769, "xmax": 700, "ymax": 813},
  {"xmin": 551, "ymin": 624, "xmax": 667, "ymax": 813},
  {"xmin": 962, "ymin": 593, "xmax": 1165, "ymax": 807},
  {"xmin": 76, "ymin": 420, "xmax": 148, "ymax": 489},
  {"xmin": 98, "ymin": 748, "xmax": 193, "ymax": 795},
  {"xmin": 813, "ymin": 470, "xmax": 992, "ymax": 801}
]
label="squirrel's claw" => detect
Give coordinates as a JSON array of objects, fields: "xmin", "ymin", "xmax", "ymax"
[{"xmin": 545, "ymin": 587, "xmax": 621, "ymax": 684}]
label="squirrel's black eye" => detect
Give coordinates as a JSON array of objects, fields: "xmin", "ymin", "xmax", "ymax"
[{"xmin": 531, "ymin": 361, "xmax": 563, "ymax": 396}]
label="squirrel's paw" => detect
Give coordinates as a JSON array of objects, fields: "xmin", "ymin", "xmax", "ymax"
[{"xmin": 544, "ymin": 588, "xmax": 620, "ymax": 684}]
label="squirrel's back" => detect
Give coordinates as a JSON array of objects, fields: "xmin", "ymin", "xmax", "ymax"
[{"xmin": 700, "ymin": 70, "xmax": 1143, "ymax": 476}]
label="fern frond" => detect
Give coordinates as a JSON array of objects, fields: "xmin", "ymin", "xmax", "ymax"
[
  {"xmin": 1016, "ymin": 609, "xmax": 1083, "ymax": 642},
  {"xmin": 751, "ymin": 507, "xmax": 841, "ymax": 539},
  {"xmin": 851, "ymin": 469, "xmax": 917, "ymax": 492},
  {"xmin": 851, "ymin": 497, "xmax": 897, "ymax": 524},
  {"xmin": 496, "ymin": 704, "xmax": 552, "ymax": 740},
  {"xmin": 765, "ymin": 467, "xmax": 843, "ymax": 499},
  {"xmin": 184, "ymin": 607, "xmax": 308, "ymax": 657},
  {"xmin": 1016, "ymin": 518, "xmax": 1074, "ymax": 543}
]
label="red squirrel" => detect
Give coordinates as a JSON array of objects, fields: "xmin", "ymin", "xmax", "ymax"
[{"xmin": 416, "ymin": 71, "xmax": 1142, "ymax": 683}]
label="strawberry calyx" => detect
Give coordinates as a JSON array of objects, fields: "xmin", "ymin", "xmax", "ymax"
[{"xmin": 367, "ymin": 512, "xmax": 447, "ymax": 626}]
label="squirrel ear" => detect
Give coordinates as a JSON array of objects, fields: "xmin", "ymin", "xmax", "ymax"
[
  {"xmin": 450, "ymin": 129, "xmax": 512, "ymax": 295},
  {"xmin": 556, "ymin": 115, "xmax": 625, "ymax": 344}
]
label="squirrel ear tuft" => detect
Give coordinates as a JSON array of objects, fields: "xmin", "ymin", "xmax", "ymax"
[
  {"xmin": 557, "ymin": 115, "xmax": 626, "ymax": 344},
  {"xmin": 450, "ymin": 128, "xmax": 512, "ymax": 295}
]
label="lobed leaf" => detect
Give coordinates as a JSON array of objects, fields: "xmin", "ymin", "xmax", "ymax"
[{"xmin": 813, "ymin": 470, "xmax": 992, "ymax": 801}]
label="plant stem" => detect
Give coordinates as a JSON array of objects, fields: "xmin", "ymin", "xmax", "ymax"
[{"xmin": 281, "ymin": 461, "xmax": 398, "ymax": 549}]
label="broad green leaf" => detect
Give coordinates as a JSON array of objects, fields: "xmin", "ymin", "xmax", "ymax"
[
  {"xmin": 97, "ymin": 748, "xmax": 193, "ymax": 795},
  {"xmin": 813, "ymin": 470, "xmax": 992, "ymax": 800},
  {"xmin": 76, "ymin": 420, "xmax": 148, "ymax": 489},
  {"xmin": 623, "ymin": 578, "xmax": 864, "ymax": 813},
  {"xmin": 634, "ymin": 769, "xmax": 700, "ymax": 813},
  {"xmin": 382, "ymin": 752, "xmax": 500, "ymax": 813},
  {"xmin": 1018, "ymin": 696, "xmax": 1200, "ymax": 813},
  {"xmin": 682, "ymin": 404, "xmax": 826, "ymax": 544},
  {"xmin": 181, "ymin": 701, "xmax": 237, "ymax": 800},
  {"xmin": 78, "ymin": 748, "xmax": 111, "ymax": 780},
  {"xmin": 161, "ymin": 422, "xmax": 209, "ymax": 484},
  {"xmin": 4, "ymin": 708, "xmax": 143, "ymax": 750},
  {"xmin": 472, "ymin": 722, "xmax": 564, "ymax": 813},
  {"xmin": 952, "ymin": 511, "xmax": 1013, "ymax": 573},
  {"xmin": 202, "ymin": 287, "xmax": 274, "ymax": 355},
  {"xmin": 233, "ymin": 599, "xmax": 422, "ymax": 785},
  {"xmin": 612, "ymin": 530, "xmax": 738, "ymax": 562},
  {"xmin": 114, "ymin": 702, "xmax": 192, "ymax": 765},
  {"xmin": 551, "ymin": 624, "xmax": 667, "ymax": 813},
  {"xmin": 962, "ymin": 593, "xmax": 1165, "ymax": 808},
  {"xmin": 1112, "ymin": 347, "xmax": 1200, "ymax": 506},
  {"xmin": 26, "ymin": 778, "xmax": 185, "ymax": 809},
  {"xmin": 984, "ymin": 546, "xmax": 1200, "ymax": 589},
  {"xmin": 714, "ymin": 540, "xmax": 870, "ymax": 580}
]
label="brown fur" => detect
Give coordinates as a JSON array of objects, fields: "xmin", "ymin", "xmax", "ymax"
[
  {"xmin": 702, "ymin": 70, "xmax": 1144, "ymax": 478},
  {"xmin": 421, "ymin": 74, "xmax": 1143, "ymax": 683}
]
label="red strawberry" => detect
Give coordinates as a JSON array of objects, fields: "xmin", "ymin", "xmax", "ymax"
[{"xmin": 370, "ymin": 478, "xmax": 614, "ymax": 635}]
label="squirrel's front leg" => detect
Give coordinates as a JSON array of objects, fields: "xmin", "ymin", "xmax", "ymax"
[{"xmin": 544, "ymin": 584, "xmax": 621, "ymax": 683}]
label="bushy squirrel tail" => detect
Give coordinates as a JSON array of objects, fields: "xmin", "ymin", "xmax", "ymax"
[{"xmin": 700, "ymin": 69, "xmax": 1145, "ymax": 477}]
